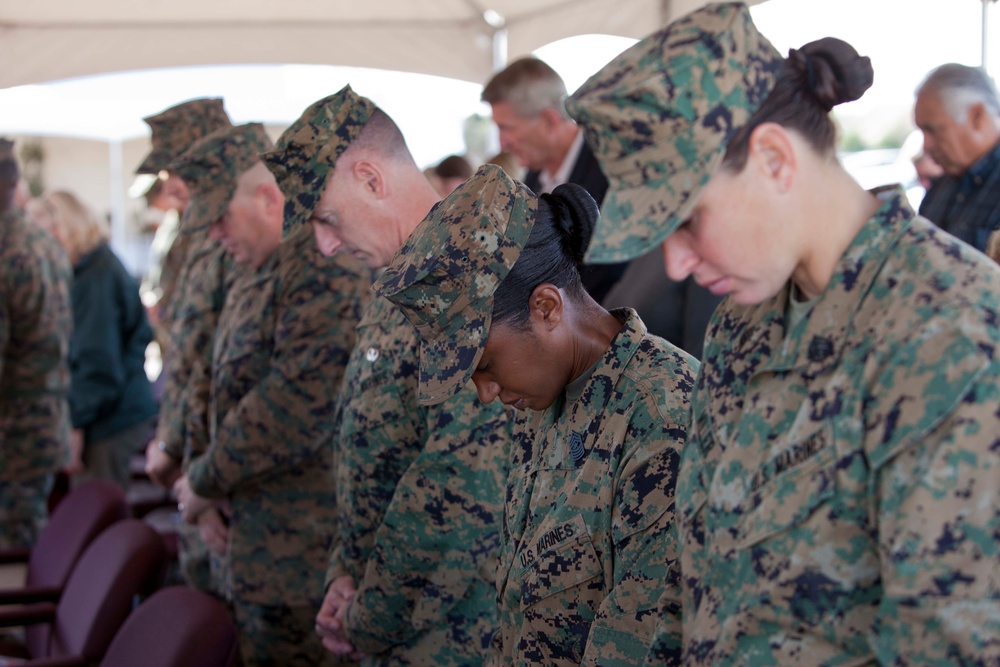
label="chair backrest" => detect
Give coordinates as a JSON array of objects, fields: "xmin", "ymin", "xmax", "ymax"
[
  {"xmin": 44, "ymin": 519, "xmax": 167, "ymax": 662},
  {"xmin": 100, "ymin": 586, "xmax": 238, "ymax": 667},
  {"xmin": 22, "ymin": 479, "xmax": 127, "ymax": 657},
  {"xmin": 27, "ymin": 478, "xmax": 127, "ymax": 590}
]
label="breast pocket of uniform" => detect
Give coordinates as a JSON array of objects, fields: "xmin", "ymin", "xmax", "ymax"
[
  {"xmin": 215, "ymin": 312, "xmax": 271, "ymax": 396},
  {"xmin": 348, "ymin": 321, "xmax": 403, "ymax": 398},
  {"xmin": 736, "ymin": 426, "xmax": 837, "ymax": 550},
  {"xmin": 518, "ymin": 514, "xmax": 604, "ymax": 661}
]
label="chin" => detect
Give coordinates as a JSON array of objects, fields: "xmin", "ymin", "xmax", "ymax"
[{"xmin": 730, "ymin": 288, "xmax": 773, "ymax": 306}]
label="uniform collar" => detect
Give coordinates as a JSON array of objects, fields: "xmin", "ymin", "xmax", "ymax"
[
  {"xmin": 534, "ymin": 307, "xmax": 646, "ymax": 428},
  {"xmin": 595, "ymin": 307, "xmax": 647, "ymax": 383}
]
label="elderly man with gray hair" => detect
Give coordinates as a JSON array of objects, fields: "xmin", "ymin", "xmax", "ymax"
[
  {"xmin": 482, "ymin": 56, "xmax": 630, "ymax": 303},
  {"xmin": 915, "ymin": 63, "xmax": 1000, "ymax": 251}
]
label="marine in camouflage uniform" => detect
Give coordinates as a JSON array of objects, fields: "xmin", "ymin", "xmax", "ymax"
[
  {"xmin": 262, "ymin": 87, "xmax": 510, "ymax": 666},
  {"xmin": 172, "ymin": 123, "xmax": 372, "ymax": 666},
  {"xmin": 140, "ymin": 98, "xmax": 234, "ymax": 594},
  {"xmin": 0, "ymin": 138, "xmax": 73, "ymax": 548},
  {"xmin": 566, "ymin": 3, "xmax": 1000, "ymax": 664},
  {"xmin": 375, "ymin": 165, "xmax": 698, "ymax": 666}
]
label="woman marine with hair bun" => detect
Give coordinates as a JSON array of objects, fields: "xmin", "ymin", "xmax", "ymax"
[
  {"xmin": 375, "ymin": 164, "xmax": 698, "ymax": 666},
  {"xmin": 568, "ymin": 3, "xmax": 1000, "ymax": 665}
]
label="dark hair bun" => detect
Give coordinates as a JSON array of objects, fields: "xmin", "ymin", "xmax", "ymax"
[
  {"xmin": 543, "ymin": 183, "xmax": 599, "ymax": 267},
  {"xmin": 789, "ymin": 37, "xmax": 873, "ymax": 111}
]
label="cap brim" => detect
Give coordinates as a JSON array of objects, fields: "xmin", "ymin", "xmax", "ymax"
[
  {"xmin": 180, "ymin": 183, "xmax": 233, "ymax": 236},
  {"xmin": 261, "ymin": 149, "xmax": 334, "ymax": 239},
  {"xmin": 415, "ymin": 309, "xmax": 490, "ymax": 406},
  {"xmin": 128, "ymin": 173, "xmax": 159, "ymax": 199},
  {"xmin": 586, "ymin": 149, "xmax": 723, "ymax": 264},
  {"xmin": 136, "ymin": 150, "xmax": 170, "ymax": 176},
  {"xmin": 280, "ymin": 192, "xmax": 317, "ymax": 238}
]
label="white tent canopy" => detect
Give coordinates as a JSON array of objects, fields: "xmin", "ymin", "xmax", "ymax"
[{"xmin": 0, "ymin": 0, "xmax": 761, "ymax": 89}]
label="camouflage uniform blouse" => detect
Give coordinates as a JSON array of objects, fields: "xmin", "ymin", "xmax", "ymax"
[
  {"xmin": 676, "ymin": 194, "xmax": 1000, "ymax": 665},
  {"xmin": 491, "ymin": 309, "xmax": 696, "ymax": 667},
  {"xmin": 156, "ymin": 233, "xmax": 237, "ymax": 463},
  {"xmin": 328, "ymin": 295, "xmax": 511, "ymax": 666},
  {"xmin": 187, "ymin": 225, "xmax": 371, "ymax": 608},
  {"xmin": 0, "ymin": 209, "xmax": 72, "ymax": 479}
]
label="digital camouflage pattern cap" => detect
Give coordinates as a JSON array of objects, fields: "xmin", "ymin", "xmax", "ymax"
[
  {"xmin": 136, "ymin": 98, "xmax": 232, "ymax": 175},
  {"xmin": 168, "ymin": 123, "xmax": 273, "ymax": 235},
  {"xmin": 374, "ymin": 164, "xmax": 537, "ymax": 405},
  {"xmin": 0, "ymin": 138, "xmax": 14, "ymax": 163},
  {"xmin": 260, "ymin": 85, "xmax": 376, "ymax": 237},
  {"xmin": 565, "ymin": 1, "xmax": 783, "ymax": 263}
]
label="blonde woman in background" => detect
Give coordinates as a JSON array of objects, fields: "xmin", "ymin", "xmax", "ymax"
[{"xmin": 34, "ymin": 191, "xmax": 158, "ymax": 489}]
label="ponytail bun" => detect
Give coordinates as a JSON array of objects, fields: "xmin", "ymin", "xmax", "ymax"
[
  {"xmin": 543, "ymin": 183, "xmax": 599, "ymax": 268},
  {"xmin": 789, "ymin": 37, "xmax": 873, "ymax": 111}
]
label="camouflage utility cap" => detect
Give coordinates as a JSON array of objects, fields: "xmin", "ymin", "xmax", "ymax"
[
  {"xmin": 0, "ymin": 138, "xmax": 14, "ymax": 163},
  {"xmin": 169, "ymin": 123, "xmax": 273, "ymax": 235},
  {"xmin": 565, "ymin": 1, "xmax": 783, "ymax": 263},
  {"xmin": 375, "ymin": 164, "xmax": 536, "ymax": 405},
  {"xmin": 136, "ymin": 98, "xmax": 232, "ymax": 175},
  {"xmin": 261, "ymin": 85, "xmax": 376, "ymax": 236}
]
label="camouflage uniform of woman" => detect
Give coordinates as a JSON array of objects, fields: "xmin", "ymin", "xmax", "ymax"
[
  {"xmin": 376, "ymin": 164, "xmax": 697, "ymax": 666},
  {"xmin": 566, "ymin": 3, "xmax": 1000, "ymax": 664}
]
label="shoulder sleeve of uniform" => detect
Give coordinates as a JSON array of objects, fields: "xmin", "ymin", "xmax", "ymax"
[
  {"xmin": 866, "ymin": 321, "xmax": 1000, "ymax": 662},
  {"xmin": 344, "ymin": 386, "xmax": 510, "ymax": 655}
]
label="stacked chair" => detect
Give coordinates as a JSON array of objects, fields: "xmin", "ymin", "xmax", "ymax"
[
  {"xmin": 0, "ymin": 520, "xmax": 167, "ymax": 664},
  {"xmin": 0, "ymin": 480, "xmax": 127, "ymax": 607},
  {"xmin": 99, "ymin": 586, "xmax": 238, "ymax": 667},
  {"xmin": 0, "ymin": 473, "xmax": 236, "ymax": 666}
]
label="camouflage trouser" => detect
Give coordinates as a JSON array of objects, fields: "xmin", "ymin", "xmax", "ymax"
[
  {"xmin": 177, "ymin": 519, "xmax": 232, "ymax": 602},
  {"xmin": 0, "ymin": 473, "xmax": 55, "ymax": 549},
  {"xmin": 232, "ymin": 599, "xmax": 352, "ymax": 667}
]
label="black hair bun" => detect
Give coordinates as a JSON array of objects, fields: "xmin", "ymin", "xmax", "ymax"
[
  {"xmin": 544, "ymin": 183, "xmax": 599, "ymax": 266},
  {"xmin": 789, "ymin": 37, "xmax": 873, "ymax": 111}
]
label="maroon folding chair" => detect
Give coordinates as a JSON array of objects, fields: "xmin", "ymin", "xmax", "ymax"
[
  {"xmin": 0, "ymin": 519, "xmax": 167, "ymax": 665},
  {"xmin": 100, "ymin": 586, "xmax": 238, "ymax": 667},
  {"xmin": 0, "ymin": 479, "xmax": 127, "ymax": 606}
]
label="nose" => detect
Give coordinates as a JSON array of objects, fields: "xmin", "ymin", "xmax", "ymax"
[
  {"xmin": 661, "ymin": 236, "xmax": 698, "ymax": 282},
  {"xmin": 313, "ymin": 225, "xmax": 343, "ymax": 257},
  {"xmin": 471, "ymin": 374, "xmax": 501, "ymax": 405},
  {"xmin": 921, "ymin": 132, "xmax": 935, "ymax": 156},
  {"xmin": 497, "ymin": 130, "xmax": 515, "ymax": 154}
]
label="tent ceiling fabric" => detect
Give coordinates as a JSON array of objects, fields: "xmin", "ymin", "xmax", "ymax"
[{"xmin": 0, "ymin": 0, "xmax": 765, "ymax": 88}]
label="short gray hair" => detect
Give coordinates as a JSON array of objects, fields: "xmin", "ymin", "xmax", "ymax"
[
  {"xmin": 482, "ymin": 57, "xmax": 569, "ymax": 119},
  {"xmin": 917, "ymin": 63, "xmax": 1000, "ymax": 122}
]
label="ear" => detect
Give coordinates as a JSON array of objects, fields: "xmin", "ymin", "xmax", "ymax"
[
  {"xmin": 538, "ymin": 107, "xmax": 563, "ymax": 131},
  {"xmin": 353, "ymin": 160, "xmax": 387, "ymax": 199},
  {"xmin": 967, "ymin": 101, "xmax": 988, "ymax": 133},
  {"xmin": 746, "ymin": 122, "xmax": 797, "ymax": 193},
  {"xmin": 256, "ymin": 181, "xmax": 283, "ymax": 216},
  {"xmin": 527, "ymin": 283, "xmax": 564, "ymax": 332}
]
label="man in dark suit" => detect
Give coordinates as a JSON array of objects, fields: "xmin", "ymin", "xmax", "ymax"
[
  {"xmin": 482, "ymin": 57, "xmax": 627, "ymax": 303},
  {"xmin": 915, "ymin": 63, "xmax": 1000, "ymax": 252},
  {"xmin": 482, "ymin": 57, "xmax": 721, "ymax": 357}
]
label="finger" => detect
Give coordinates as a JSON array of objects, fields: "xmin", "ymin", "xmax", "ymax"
[
  {"xmin": 321, "ymin": 636, "xmax": 351, "ymax": 655},
  {"xmin": 326, "ymin": 638, "xmax": 356, "ymax": 656},
  {"xmin": 315, "ymin": 611, "xmax": 340, "ymax": 630}
]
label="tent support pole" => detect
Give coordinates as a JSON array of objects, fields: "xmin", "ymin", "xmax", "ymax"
[
  {"xmin": 107, "ymin": 140, "xmax": 129, "ymax": 271},
  {"xmin": 660, "ymin": 0, "xmax": 673, "ymax": 27},
  {"xmin": 984, "ymin": 0, "xmax": 998, "ymax": 72},
  {"xmin": 492, "ymin": 27, "xmax": 508, "ymax": 71}
]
